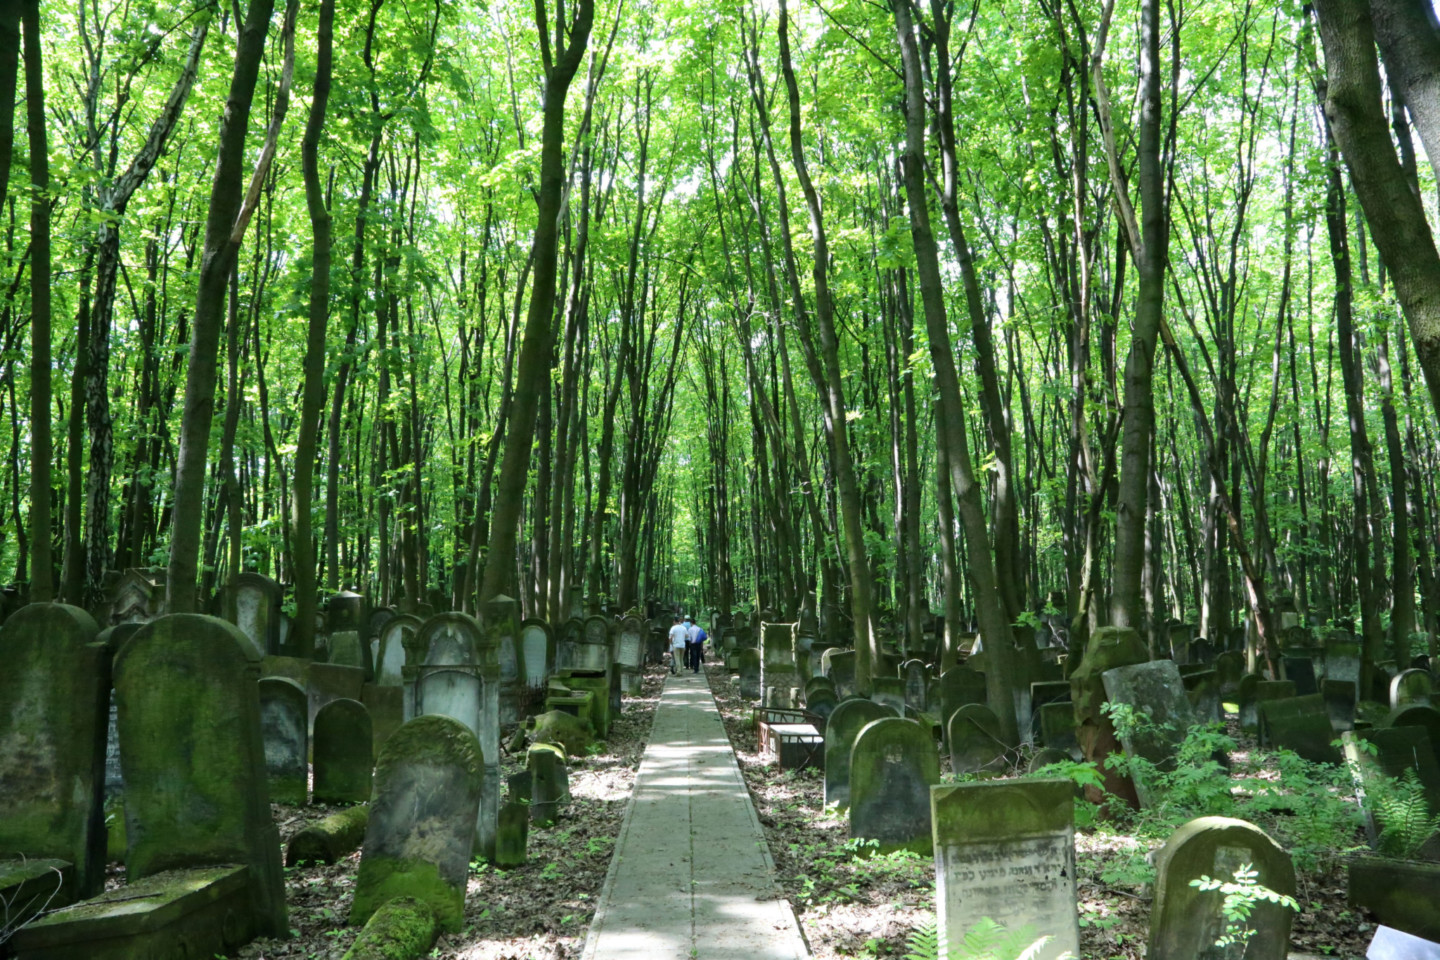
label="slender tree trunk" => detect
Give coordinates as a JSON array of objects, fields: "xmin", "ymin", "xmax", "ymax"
[
  {"xmin": 21, "ymin": 0, "xmax": 52, "ymax": 601},
  {"xmin": 166, "ymin": 0, "xmax": 276, "ymax": 613}
]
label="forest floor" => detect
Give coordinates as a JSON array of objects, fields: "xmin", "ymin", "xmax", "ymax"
[
  {"xmin": 702, "ymin": 663, "xmax": 1378, "ymax": 960},
  {"xmin": 236, "ymin": 659, "xmax": 668, "ymax": 960}
]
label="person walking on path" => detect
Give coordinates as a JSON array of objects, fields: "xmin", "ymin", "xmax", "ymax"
[
  {"xmin": 667, "ymin": 615, "xmax": 687, "ymax": 675},
  {"xmin": 685, "ymin": 619, "xmax": 707, "ymax": 673}
]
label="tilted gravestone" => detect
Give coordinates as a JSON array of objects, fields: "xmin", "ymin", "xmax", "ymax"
[
  {"xmin": 824, "ymin": 698, "xmax": 897, "ymax": 810},
  {"xmin": 871, "ymin": 677, "xmax": 907, "ymax": 716},
  {"xmin": 931, "ymin": 778, "xmax": 1079, "ymax": 960},
  {"xmin": 949, "ymin": 703, "xmax": 1008, "ymax": 774},
  {"xmin": 822, "ymin": 649, "xmax": 857, "ymax": 699},
  {"xmin": 350, "ymin": 714, "xmax": 482, "ymax": 933},
  {"xmin": 313, "ymin": 698, "xmax": 373, "ymax": 805},
  {"xmin": 1148, "ymin": 816, "xmax": 1295, "ymax": 960},
  {"xmin": 1240, "ymin": 678, "xmax": 1295, "ymax": 736},
  {"xmin": 258, "ymin": 676, "xmax": 309, "ymax": 805},
  {"xmin": 849, "ymin": 717, "xmax": 940, "ymax": 855},
  {"xmin": 0, "ymin": 603, "xmax": 107, "ymax": 908},
  {"xmin": 1102, "ymin": 659, "xmax": 1204, "ymax": 807}
]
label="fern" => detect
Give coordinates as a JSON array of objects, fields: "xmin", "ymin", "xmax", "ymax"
[
  {"xmin": 905, "ymin": 921, "xmax": 939, "ymax": 960},
  {"xmin": 908, "ymin": 917, "xmax": 1075, "ymax": 960},
  {"xmin": 1372, "ymin": 770, "xmax": 1440, "ymax": 858}
]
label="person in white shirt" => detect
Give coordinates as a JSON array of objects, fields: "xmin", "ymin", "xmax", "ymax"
[
  {"xmin": 684, "ymin": 618, "xmax": 707, "ymax": 673},
  {"xmin": 667, "ymin": 615, "xmax": 688, "ymax": 675}
]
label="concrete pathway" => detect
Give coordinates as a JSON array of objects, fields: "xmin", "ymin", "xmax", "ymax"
[{"xmin": 581, "ymin": 669, "xmax": 810, "ymax": 960}]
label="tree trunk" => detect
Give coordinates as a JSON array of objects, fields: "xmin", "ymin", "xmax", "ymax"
[
  {"xmin": 166, "ymin": 0, "xmax": 276, "ymax": 613},
  {"xmin": 21, "ymin": 0, "xmax": 52, "ymax": 601}
]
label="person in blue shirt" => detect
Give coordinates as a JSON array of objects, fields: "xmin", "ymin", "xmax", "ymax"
[{"xmin": 684, "ymin": 618, "xmax": 707, "ymax": 673}]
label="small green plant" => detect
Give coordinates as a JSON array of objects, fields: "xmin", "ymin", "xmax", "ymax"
[
  {"xmin": 903, "ymin": 917, "xmax": 1074, "ymax": 960},
  {"xmin": 1188, "ymin": 863, "xmax": 1299, "ymax": 956},
  {"xmin": 1368, "ymin": 769, "xmax": 1440, "ymax": 858}
]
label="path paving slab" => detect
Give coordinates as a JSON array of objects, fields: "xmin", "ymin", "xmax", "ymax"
[{"xmin": 582, "ymin": 671, "xmax": 809, "ymax": 960}]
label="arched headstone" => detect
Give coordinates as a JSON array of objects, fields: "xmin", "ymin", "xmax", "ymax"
[
  {"xmin": 258, "ymin": 677, "xmax": 309, "ymax": 805},
  {"xmin": 313, "ymin": 698, "xmax": 373, "ymax": 805},
  {"xmin": 823, "ymin": 698, "xmax": 896, "ymax": 810},
  {"xmin": 848, "ymin": 717, "xmax": 940, "ymax": 855}
]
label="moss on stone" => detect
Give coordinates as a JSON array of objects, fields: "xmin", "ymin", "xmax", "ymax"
[
  {"xmin": 286, "ymin": 805, "xmax": 369, "ymax": 866},
  {"xmin": 376, "ymin": 715, "xmax": 483, "ymax": 783},
  {"xmin": 342, "ymin": 896, "xmax": 439, "ymax": 960},
  {"xmin": 349, "ymin": 856, "xmax": 464, "ymax": 933},
  {"xmin": 531, "ymin": 710, "xmax": 592, "ymax": 757}
]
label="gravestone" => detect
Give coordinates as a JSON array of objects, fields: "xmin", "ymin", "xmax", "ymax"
[
  {"xmin": 736, "ymin": 648, "xmax": 762, "ymax": 700},
  {"xmin": 520, "ymin": 619, "xmax": 555, "ymax": 693},
  {"xmin": 475, "ymin": 597, "xmax": 516, "ymax": 860},
  {"xmin": 361, "ymin": 682, "xmax": 405, "ymax": 756},
  {"xmin": 1392, "ymin": 669, "xmax": 1434, "ymax": 710},
  {"xmin": 230, "ymin": 572, "xmax": 282, "ymax": 658},
  {"xmin": 413, "ymin": 609, "xmax": 500, "ymax": 860},
  {"xmin": 931, "ymin": 778, "xmax": 1079, "ymax": 960},
  {"xmin": 115, "ymin": 614, "xmax": 287, "ymax": 936},
  {"xmin": 824, "ymin": 698, "xmax": 897, "ymax": 810},
  {"xmin": 557, "ymin": 618, "xmax": 584, "ymax": 670},
  {"xmin": 258, "ymin": 677, "xmax": 309, "ymax": 805},
  {"xmin": 849, "ymin": 718, "xmax": 941, "ymax": 854},
  {"xmin": 1213, "ymin": 650, "xmax": 1245, "ymax": 701},
  {"xmin": 806, "ymin": 688, "xmax": 838, "ymax": 721},
  {"xmin": 1028, "ymin": 747, "xmax": 1075, "ymax": 774},
  {"xmin": 901, "ymin": 659, "xmax": 930, "ymax": 712},
  {"xmin": 1323, "ymin": 678, "xmax": 1359, "ymax": 732},
  {"xmin": 615, "ymin": 617, "xmax": 645, "ymax": 694},
  {"xmin": 822, "ymin": 649, "xmax": 857, "ymax": 698},
  {"xmin": 1343, "ymin": 727, "xmax": 1440, "ymax": 849},
  {"xmin": 1240, "ymin": 678, "xmax": 1295, "ymax": 736},
  {"xmin": 106, "ymin": 568, "xmax": 164, "ymax": 625},
  {"xmin": 1102, "ymin": 660, "xmax": 1202, "ymax": 806},
  {"xmin": 1148, "ymin": 816, "xmax": 1295, "ymax": 960},
  {"xmin": 313, "ymin": 698, "xmax": 373, "ymax": 805},
  {"xmin": 761, "ymin": 621, "xmax": 798, "ymax": 707},
  {"xmin": 938, "ymin": 667, "xmax": 988, "ymax": 731},
  {"xmin": 1038, "ymin": 701, "xmax": 1080, "ymax": 755},
  {"xmin": 1283, "ymin": 656, "xmax": 1319, "ymax": 696},
  {"xmin": 308, "ymin": 661, "xmax": 365, "ymax": 737},
  {"xmin": 376, "ymin": 613, "xmax": 422, "ymax": 687},
  {"xmin": 1327, "ymin": 636, "xmax": 1363, "ymax": 694},
  {"xmin": 495, "ymin": 801, "xmax": 528, "ymax": 869},
  {"xmin": 806, "ymin": 675, "xmax": 838, "ymax": 703},
  {"xmin": 949, "ymin": 703, "xmax": 1007, "ymax": 774},
  {"xmin": 1384, "ymin": 704, "xmax": 1440, "ymax": 769},
  {"xmin": 528, "ymin": 743, "xmax": 569, "ymax": 826},
  {"xmin": 350, "ymin": 714, "xmax": 482, "ymax": 933},
  {"xmin": 1260, "ymin": 694, "xmax": 1341, "ymax": 763},
  {"xmin": 576, "ymin": 616, "xmax": 612, "ymax": 671},
  {"xmin": 871, "ymin": 676, "xmax": 907, "ymax": 716},
  {"xmin": 0, "ymin": 603, "xmax": 107, "ymax": 904},
  {"xmin": 1182, "ymin": 669, "xmax": 1222, "ymax": 726}
]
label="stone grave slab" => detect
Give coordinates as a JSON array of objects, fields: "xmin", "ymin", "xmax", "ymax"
[
  {"xmin": 823, "ymin": 698, "xmax": 896, "ymax": 810},
  {"xmin": 849, "ymin": 718, "xmax": 940, "ymax": 855},
  {"xmin": 1260, "ymin": 694, "xmax": 1340, "ymax": 763},
  {"xmin": 313, "ymin": 698, "xmax": 373, "ymax": 805},
  {"xmin": 931, "ymin": 778, "xmax": 1079, "ymax": 960},
  {"xmin": 257, "ymin": 677, "xmax": 308, "ymax": 805}
]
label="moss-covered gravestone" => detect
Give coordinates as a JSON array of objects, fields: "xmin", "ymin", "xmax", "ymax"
[
  {"xmin": 871, "ymin": 677, "xmax": 907, "ymax": 716},
  {"xmin": 1385, "ymin": 704, "xmax": 1440, "ymax": 769},
  {"xmin": 258, "ymin": 677, "xmax": 309, "ymax": 804},
  {"xmin": 932, "ymin": 778, "xmax": 1079, "ymax": 960},
  {"xmin": 1069, "ymin": 626, "xmax": 1146, "ymax": 809},
  {"xmin": 823, "ymin": 698, "xmax": 896, "ymax": 810},
  {"xmin": 0, "ymin": 603, "xmax": 107, "ymax": 906},
  {"xmin": 1239, "ymin": 678, "xmax": 1294, "ymax": 736},
  {"xmin": 1148, "ymin": 817, "xmax": 1295, "ymax": 960},
  {"xmin": 351, "ymin": 714, "xmax": 483, "ymax": 933},
  {"xmin": 948, "ymin": 703, "xmax": 1007, "ymax": 774},
  {"xmin": 1391, "ymin": 669, "xmax": 1434, "ymax": 710},
  {"xmin": 313, "ymin": 698, "xmax": 374, "ymax": 805},
  {"xmin": 115, "ymin": 615, "xmax": 287, "ymax": 934},
  {"xmin": 527, "ymin": 743, "xmax": 568, "ymax": 826},
  {"xmin": 823, "ymin": 649, "xmax": 857, "ymax": 699},
  {"xmin": 495, "ymin": 801, "xmax": 528, "ymax": 869},
  {"xmin": 849, "ymin": 717, "xmax": 940, "ymax": 855}
]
